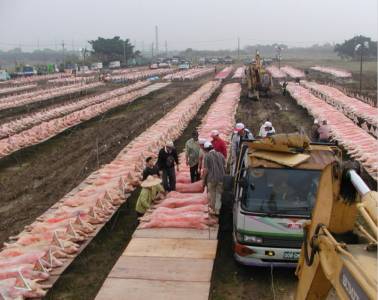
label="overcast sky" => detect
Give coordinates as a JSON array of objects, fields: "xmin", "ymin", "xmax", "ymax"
[{"xmin": 0, "ymin": 0, "xmax": 377, "ymax": 51}]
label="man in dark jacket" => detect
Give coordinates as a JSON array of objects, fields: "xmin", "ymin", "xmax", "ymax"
[
  {"xmin": 142, "ymin": 156, "xmax": 159, "ymax": 180},
  {"xmin": 157, "ymin": 141, "xmax": 179, "ymax": 191}
]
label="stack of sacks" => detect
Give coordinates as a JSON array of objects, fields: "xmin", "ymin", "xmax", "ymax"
[
  {"xmin": 140, "ymin": 83, "xmax": 241, "ymax": 230},
  {"xmin": 0, "ymin": 80, "xmax": 220, "ymax": 299},
  {"xmin": 163, "ymin": 68, "xmax": 214, "ymax": 81},
  {"xmin": 0, "ymin": 82, "xmax": 162, "ymax": 159},
  {"xmin": 0, "ymin": 84, "xmax": 37, "ymax": 96},
  {"xmin": 287, "ymin": 82, "xmax": 378, "ymax": 180},
  {"xmin": 1, "ymin": 73, "xmax": 72, "ymax": 85},
  {"xmin": 310, "ymin": 66, "xmax": 352, "ymax": 78},
  {"xmin": 266, "ymin": 65, "xmax": 286, "ymax": 79},
  {"xmin": 0, "ymin": 82, "xmax": 104, "ymax": 112},
  {"xmin": 215, "ymin": 67, "xmax": 233, "ymax": 80},
  {"xmin": 0, "ymin": 81, "xmax": 150, "ymax": 138},
  {"xmin": 48, "ymin": 76, "xmax": 97, "ymax": 84},
  {"xmin": 301, "ymin": 80, "xmax": 378, "ymax": 137},
  {"xmin": 111, "ymin": 68, "xmax": 175, "ymax": 82},
  {"xmin": 232, "ymin": 67, "xmax": 245, "ymax": 79},
  {"xmin": 281, "ymin": 66, "xmax": 305, "ymax": 79}
]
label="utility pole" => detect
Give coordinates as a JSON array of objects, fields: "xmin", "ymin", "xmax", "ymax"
[
  {"xmin": 237, "ymin": 37, "xmax": 240, "ymax": 61},
  {"xmin": 155, "ymin": 25, "xmax": 159, "ymax": 56},
  {"xmin": 359, "ymin": 46, "xmax": 363, "ymax": 93},
  {"xmin": 165, "ymin": 40, "xmax": 168, "ymax": 57},
  {"xmin": 62, "ymin": 40, "xmax": 65, "ymax": 69},
  {"xmin": 123, "ymin": 40, "xmax": 126, "ymax": 66},
  {"xmin": 37, "ymin": 39, "xmax": 40, "ymax": 50}
]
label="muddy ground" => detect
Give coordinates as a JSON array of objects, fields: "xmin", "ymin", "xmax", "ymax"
[
  {"xmin": 0, "ymin": 76, "xmax": 211, "ymax": 245},
  {"xmin": 210, "ymin": 87, "xmax": 314, "ymax": 300},
  {"xmin": 44, "ymin": 78, "xmax": 224, "ymax": 300}
]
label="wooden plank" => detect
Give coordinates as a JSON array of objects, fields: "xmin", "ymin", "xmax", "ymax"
[
  {"xmin": 123, "ymin": 238, "xmax": 217, "ymax": 259},
  {"xmin": 109, "ymin": 256, "xmax": 214, "ymax": 282},
  {"xmin": 95, "ymin": 278, "xmax": 210, "ymax": 300},
  {"xmin": 133, "ymin": 227, "xmax": 218, "ymax": 240}
]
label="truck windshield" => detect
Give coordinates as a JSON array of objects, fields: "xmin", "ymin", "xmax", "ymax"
[{"xmin": 241, "ymin": 168, "xmax": 321, "ymax": 217}]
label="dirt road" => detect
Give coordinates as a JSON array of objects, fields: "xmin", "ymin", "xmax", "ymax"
[
  {"xmin": 210, "ymin": 87, "xmax": 314, "ymax": 300},
  {"xmin": 0, "ymin": 77, "xmax": 211, "ymax": 245}
]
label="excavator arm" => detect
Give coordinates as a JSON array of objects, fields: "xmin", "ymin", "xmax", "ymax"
[{"xmin": 295, "ymin": 169, "xmax": 378, "ymax": 300}]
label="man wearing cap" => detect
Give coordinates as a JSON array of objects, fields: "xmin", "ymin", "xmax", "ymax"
[
  {"xmin": 203, "ymin": 141, "xmax": 226, "ymax": 215},
  {"xmin": 157, "ymin": 141, "xmax": 179, "ymax": 191},
  {"xmin": 142, "ymin": 156, "xmax": 159, "ymax": 180},
  {"xmin": 135, "ymin": 175, "xmax": 165, "ymax": 217},
  {"xmin": 231, "ymin": 122, "xmax": 253, "ymax": 175},
  {"xmin": 211, "ymin": 130, "xmax": 227, "ymax": 158},
  {"xmin": 258, "ymin": 121, "xmax": 276, "ymax": 138},
  {"xmin": 185, "ymin": 131, "xmax": 201, "ymax": 183},
  {"xmin": 310, "ymin": 119, "xmax": 320, "ymax": 142}
]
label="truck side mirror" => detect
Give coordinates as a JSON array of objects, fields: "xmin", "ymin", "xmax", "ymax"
[{"xmin": 223, "ymin": 175, "xmax": 234, "ymax": 192}]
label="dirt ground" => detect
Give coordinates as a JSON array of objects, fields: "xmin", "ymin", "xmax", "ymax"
[
  {"xmin": 210, "ymin": 87, "xmax": 315, "ymax": 300},
  {"xmin": 0, "ymin": 76, "xmax": 211, "ymax": 245},
  {"xmin": 44, "ymin": 79, "xmax": 224, "ymax": 300}
]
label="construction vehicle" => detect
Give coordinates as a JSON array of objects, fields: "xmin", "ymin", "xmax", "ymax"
[
  {"xmin": 295, "ymin": 164, "xmax": 377, "ymax": 299},
  {"xmin": 245, "ymin": 52, "xmax": 272, "ymax": 100},
  {"xmin": 225, "ymin": 134, "xmax": 339, "ymax": 266}
]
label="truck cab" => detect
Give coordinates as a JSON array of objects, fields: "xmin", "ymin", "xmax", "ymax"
[{"xmin": 228, "ymin": 134, "xmax": 339, "ymax": 267}]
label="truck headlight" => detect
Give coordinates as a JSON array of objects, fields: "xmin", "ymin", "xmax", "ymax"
[
  {"xmin": 244, "ymin": 235, "xmax": 263, "ymax": 244},
  {"xmin": 236, "ymin": 232, "xmax": 263, "ymax": 244}
]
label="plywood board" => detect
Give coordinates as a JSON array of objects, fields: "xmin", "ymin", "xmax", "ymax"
[
  {"xmin": 133, "ymin": 227, "xmax": 218, "ymax": 240},
  {"xmin": 123, "ymin": 238, "xmax": 217, "ymax": 259},
  {"xmin": 109, "ymin": 256, "xmax": 214, "ymax": 282},
  {"xmin": 95, "ymin": 278, "xmax": 210, "ymax": 300},
  {"xmin": 251, "ymin": 150, "xmax": 310, "ymax": 167}
]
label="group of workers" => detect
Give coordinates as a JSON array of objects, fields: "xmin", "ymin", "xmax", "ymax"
[{"xmin": 134, "ymin": 120, "xmax": 279, "ymax": 219}]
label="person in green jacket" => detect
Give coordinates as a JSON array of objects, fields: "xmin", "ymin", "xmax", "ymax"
[{"xmin": 135, "ymin": 175, "xmax": 165, "ymax": 217}]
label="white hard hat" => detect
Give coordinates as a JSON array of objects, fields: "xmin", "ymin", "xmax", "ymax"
[
  {"xmin": 204, "ymin": 141, "xmax": 212, "ymax": 149},
  {"xmin": 235, "ymin": 123, "xmax": 245, "ymax": 131},
  {"xmin": 264, "ymin": 121, "xmax": 272, "ymax": 127},
  {"xmin": 198, "ymin": 138, "xmax": 206, "ymax": 145},
  {"xmin": 210, "ymin": 130, "xmax": 220, "ymax": 137},
  {"xmin": 314, "ymin": 119, "xmax": 319, "ymax": 124},
  {"xmin": 166, "ymin": 141, "xmax": 174, "ymax": 147}
]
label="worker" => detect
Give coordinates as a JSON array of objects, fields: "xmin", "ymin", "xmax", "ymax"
[
  {"xmin": 317, "ymin": 120, "xmax": 331, "ymax": 142},
  {"xmin": 198, "ymin": 138, "xmax": 207, "ymax": 178},
  {"xmin": 231, "ymin": 123, "xmax": 254, "ymax": 175},
  {"xmin": 142, "ymin": 156, "xmax": 159, "ymax": 180},
  {"xmin": 310, "ymin": 119, "xmax": 320, "ymax": 142},
  {"xmin": 157, "ymin": 141, "xmax": 179, "ymax": 191},
  {"xmin": 210, "ymin": 130, "xmax": 227, "ymax": 158},
  {"xmin": 202, "ymin": 141, "xmax": 226, "ymax": 216},
  {"xmin": 282, "ymin": 81, "xmax": 288, "ymax": 96},
  {"xmin": 258, "ymin": 121, "xmax": 276, "ymax": 138},
  {"xmin": 135, "ymin": 175, "xmax": 165, "ymax": 217},
  {"xmin": 185, "ymin": 130, "xmax": 201, "ymax": 183}
]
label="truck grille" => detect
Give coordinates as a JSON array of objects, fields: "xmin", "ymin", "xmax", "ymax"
[{"xmin": 262, "ymin": 236, "xmax": 303, "ymax": 248}]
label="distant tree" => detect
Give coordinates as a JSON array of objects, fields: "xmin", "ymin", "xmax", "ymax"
[
  {"xmin": 334, "ymin": 35, "xmax": 377, "ymax": 59},
  {"xmin": 88, "ymin": 36, "xmax": 137, "ymax": 64}
]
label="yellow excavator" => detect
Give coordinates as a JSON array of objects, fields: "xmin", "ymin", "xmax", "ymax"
[
  {"xmin": 245, "ymin": 52, "xmax": 272, "ymax": 100},
  {"xmin": 295, "ymin": 161, "xmax": 377, "ymax": 299}
]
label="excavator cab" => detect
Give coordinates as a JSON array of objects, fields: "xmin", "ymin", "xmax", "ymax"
[{"xmin": 246, "ymin": 52, "xmax": 272, "ymax": 100}]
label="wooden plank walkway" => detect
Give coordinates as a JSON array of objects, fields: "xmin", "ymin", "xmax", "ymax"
[{"xmin": 95, "ymin": 226, "xmax": 219, "ymax": 300}]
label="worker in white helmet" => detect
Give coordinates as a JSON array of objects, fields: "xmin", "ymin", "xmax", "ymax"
[
  {"xmin": 231, "ymin": 123, "xmax": 253, "ymax": 175},
  {"xmin": 258, "ymin": 121, "xmax": 276, "ymax": 138}
]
